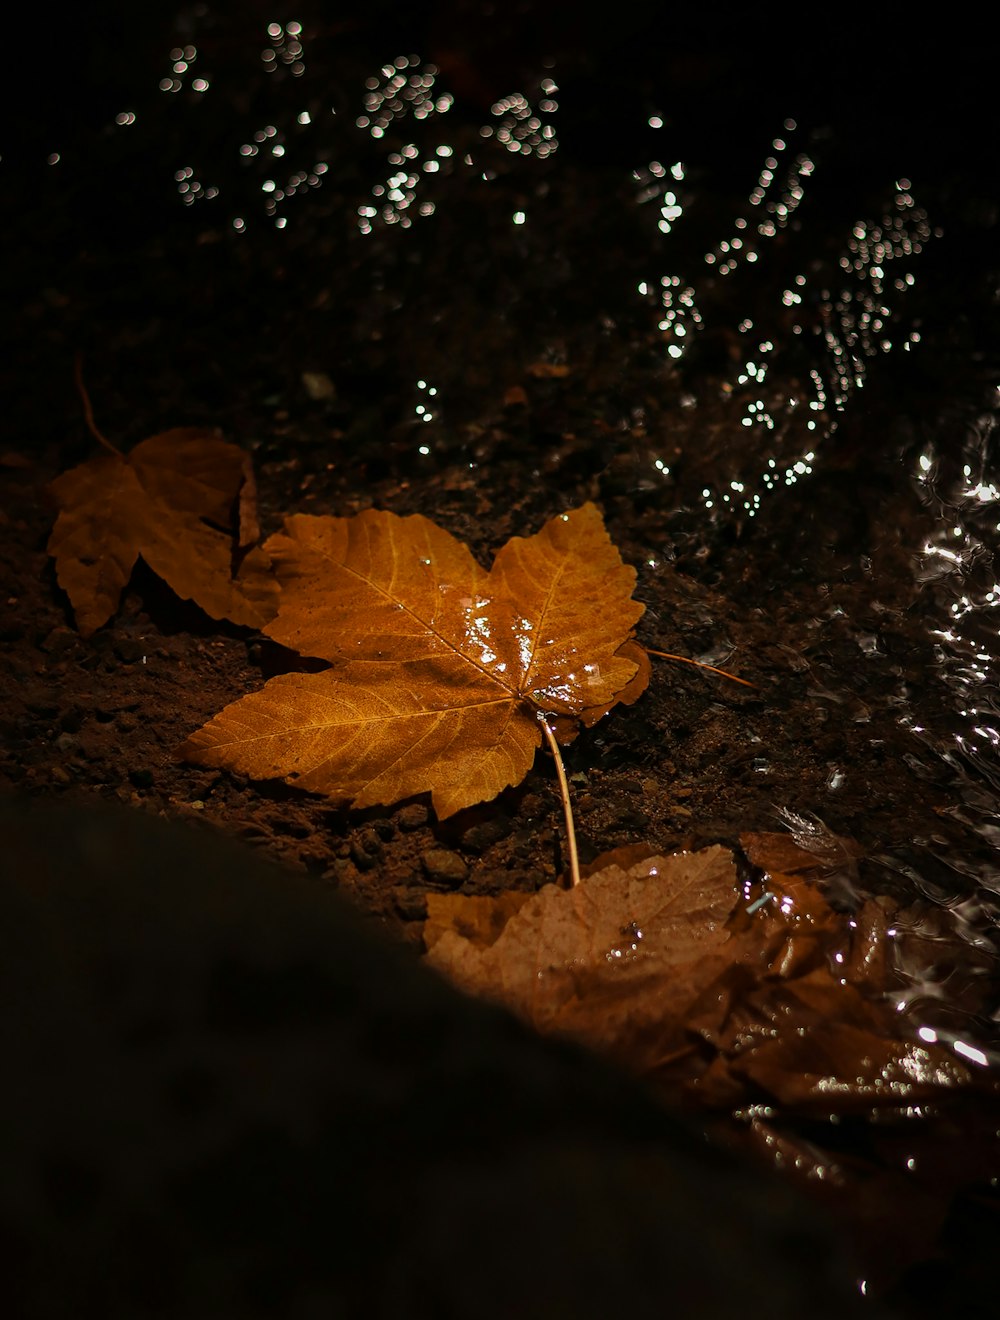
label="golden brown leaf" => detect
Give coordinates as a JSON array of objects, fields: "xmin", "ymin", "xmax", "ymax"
[
  {"xmin": 180, "ymin": 503, "xmax": 647, "ymax": 816},
  {"xmin": 424, "ymin": 891, "xmax": 534, "ymax": 953},
  {"xmin": 48, "ymin": 429, "xmax": 277, "ymax": 635}
]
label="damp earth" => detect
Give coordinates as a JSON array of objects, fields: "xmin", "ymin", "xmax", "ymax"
[{"xmin": 2, "ymin": 5, "xmax": 998, "ymax": 1317}]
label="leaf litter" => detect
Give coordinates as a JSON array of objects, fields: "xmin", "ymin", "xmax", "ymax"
[
  {"xmin": 42, "ymin": 411, "xmax": 999, "ymax": 1301},
  {"xmin": 426, "ymin": 834, "xmax": 1000, "ymax": 1292}
]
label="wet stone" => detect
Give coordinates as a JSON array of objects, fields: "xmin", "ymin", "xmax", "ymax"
[
  {"xmin": 27, "ymin": 701, "xmax": 59, "ymax": 719},
  {"xmin": 396, "ymin": 803, "xmax": 429, "ymax": 832},
  {"xmin": 350, "ymin": 829, "xmax": 382, "ymax": 871},
  {"xmin": 421, "ymin": 849, "xmax": 468, "ymax": 888},
  {"xmin": 114, "ymin": 637, "xmax": 145, "ymax": 664},
  {"xmin": 373, "ymin": 818, "xmax": 396, "ymax": 842},
  {"xmin": 520, "ymin": 794, "xmax": 544, "ymax": 820},
  {"xmin": 322, "ymin": 860, "xmax": 348, "ymax": 886},
  {"xmin": 460, "ymin": 814, "xmax": 513, "ymax": 854},
  {"xmin": 619, "ymin": 808, "xmax": 650, "ymax": 830},
  {"xmin": 392, "ymin": 886, "xmax": 428, "ymax": 921},
  {"xmin": 40, "ymin": 626, "xmax": 77, "ymax": 655}
]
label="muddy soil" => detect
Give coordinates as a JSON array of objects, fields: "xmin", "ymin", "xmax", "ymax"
[{"xmin": 2, "ymin": 4, "xmax": 999, "ymax": 1315}]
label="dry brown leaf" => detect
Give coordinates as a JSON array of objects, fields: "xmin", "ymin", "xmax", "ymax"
[
  {"xmin": 180, "ymin": 503, "xmax": 647, "ymax": 816},
  {"xmin": 48, "ymin": 429, "xmax": 278, "ymax": 635}
]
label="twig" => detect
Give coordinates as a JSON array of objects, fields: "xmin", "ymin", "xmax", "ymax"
[
  {"xmin": 74, "ymin": 354, "xmax": 121, "ymax": 456},
  {"xmin": 537, "ymin": 714, "xmax": 581, "ymax": 888},
  {"xmin": 644, "ymin": 646, "xmax": 757, "ymax": 689}
]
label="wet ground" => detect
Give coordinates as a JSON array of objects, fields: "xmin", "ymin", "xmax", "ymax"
[{"xmin": 2, "ymin": 3, "xmax": 999, "ymax": 1314}]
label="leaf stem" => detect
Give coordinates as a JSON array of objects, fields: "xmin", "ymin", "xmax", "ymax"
[
  {"xmin": 537, "ymin": 714, "xmax": 580, "ymax": 888},
  {"xmin": 74, "ymin": 354, "xmax": 121, "ymax": 457},
  {"xmin": 643, "ymin": 646, "xmax": 757, "ymax": 689}
]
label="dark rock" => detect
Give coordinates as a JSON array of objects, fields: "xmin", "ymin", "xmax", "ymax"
[
  {"xmin": 421, "ymin": 848, "xmax": 469, "ymax": 887},
  {"xmin": 40, "ymin": 626, "xmax": 77, "ymax": 655},
  {"xmin": 460, "ymin": 814, "xmax": 513, "ymax": 855},
  {"xmin": 396, "ymin": 803, "xmax": 429, "ymax": 831},
  {"xmin": 26, "ymin": 700, "xmax": 58, "ymax": 719},
  {"xmin": 349, "ymin": 835, "xmax": 379, "ymax": 872},
  {"xmin": 114, "ymin": 637, "xmax": 146, "ymax": 664},
  {"xmin": 128, "ymin": 768, "xmax": 155, "ymax": 789},
  {"xmin": 392, "ymin": 886, "xmax": 428, "ymax": 921},
  {"xmin": 619, "ymin": 808, "xmax": 650, "ymax": 830}
]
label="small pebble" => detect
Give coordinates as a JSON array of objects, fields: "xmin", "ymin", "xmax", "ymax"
[
  {"xmin": 520, "ymin": 793, "xmax": 543, "ymax": 819},
  {"xmin": 421, "ymin": 849, "xmax": 468, "ymax": 887},
  {"xmin": 460, "ymin": 814, "xmax": 512, "ymax": 854},
  {"xmin": 40, "ymin": 627, "xmax": 77, "ymax": 655},
  {"xmin": 349, "ymin": 844, "xmax": 376, "ymax": 872},
  {"xmin": 114, "ymin": 637, "xmax": 145, "ymax": 664},
  {"xmin": 396, "ymin": 803, "xmax": 429, "ymax": 832},
  {"xmin": 392, "ymin": 887, "xmax": 428, "ymax": 921}
]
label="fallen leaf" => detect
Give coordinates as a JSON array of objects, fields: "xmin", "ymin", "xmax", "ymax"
[
  {"xmin": 180, "ymin": 503, "xmax": 647, "ymax": 816},
  {"xmin": 741, "ymin": 828, "xmax": 863, "ymax": 874},
  {"xmin": 427, "ymin": 845, "xmax": 998, "ymax": 1303},
  {"xmin": 426, "ymin": 846, "xmax": 980, "ymax": 1111},
  {"xmin": 426, "ymin": 847, "xmax": 739, "ymax": 1071},
  {"xmin": 48, "ymin": 429, "xmax": 278, "ymax": 635},
  {"xmin": 424, "ymin": 890, "xmax": 534, "ymax": 953}
]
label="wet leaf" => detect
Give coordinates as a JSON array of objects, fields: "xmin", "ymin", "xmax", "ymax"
[
  {"xmin": 180, "ymin": 503, "xmax": 647, "ymax": 816},
  {"xmin": 48, "ymin": 429, "xmax": 278, "ymax": 635},
  {"xmin": 426, "ymin": 846, "xmax": 980, "ymax": 1115},
  {"xmin": 426, "ymin": 848, "xmax": 739, "ymax": 1070},
  {"xmin": 741, "ymin": 828, "xmax": 863, "ymax": 874}
]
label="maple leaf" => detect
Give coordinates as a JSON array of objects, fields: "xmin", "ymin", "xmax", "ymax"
[
  {"xmin": 180, "ymin": 502, "xmax": 647, "ymax": 817},
  {"xmin": 425, "ymin": 847, "xmax": 739, "ymax": 1069},
  {"xmin": 48, "ymin": 429, "xmax": 278, "ymax": 635}
]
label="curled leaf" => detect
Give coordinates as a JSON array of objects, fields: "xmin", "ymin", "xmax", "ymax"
[{"xmin": 48, "ymin": 429, "xmax": 277, "ymax": 635}]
